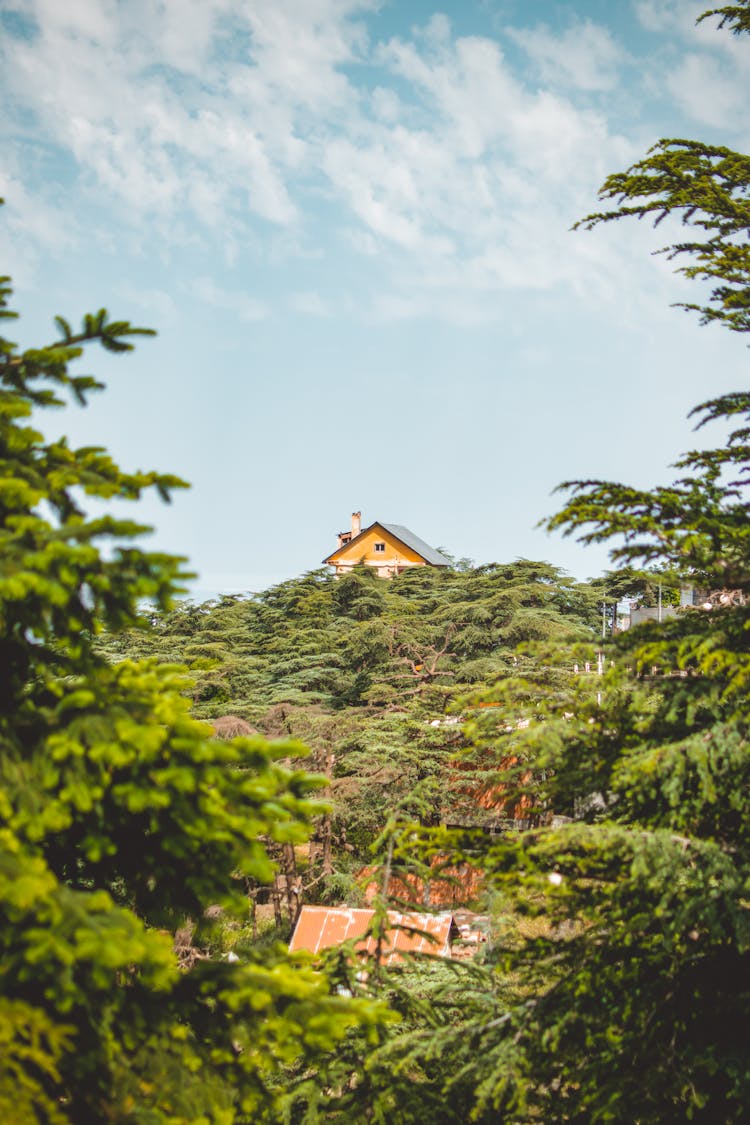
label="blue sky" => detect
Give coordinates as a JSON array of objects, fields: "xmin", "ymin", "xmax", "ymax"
[{"xmin": 1, "ymin": 0, "xmax": 748, "ymax": 597}]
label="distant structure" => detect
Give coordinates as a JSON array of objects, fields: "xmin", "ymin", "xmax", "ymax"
[
  {"xmin": 324, "ymin": 511, "xmax": 451, "ymax": 578},
  {"xmin": 621, "ymin": 584, "xmax": 702, "ymax": 630},
  {"xmin": 289, "ymin": 906, "xmax": 484, "ymax": 963}
]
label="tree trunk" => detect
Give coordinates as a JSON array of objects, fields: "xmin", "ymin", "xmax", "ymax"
[
  {"xmin": 320, "ymin": 813, "xmax": 333, "ymax": 877},
  {"xmin": 271, "ymin": 879, "xmax": 283, "ymax": 928},
  {"xmin": 281, "ymin": 843, "xmax": 301, "ymax": 928}
]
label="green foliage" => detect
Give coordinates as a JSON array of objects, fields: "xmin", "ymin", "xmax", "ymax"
[
  {"xmin": 576, "ymin": 139, "xmax": 750, "ymax": 333},
  {"xmin": 574, "ymin": 11, "xmax": 750, "ymax": 343},
  {"xmin": 589, "ymin": 565, "xmax": 681, "ymax": 607},
  {"xmin": 698, "ymin": 1, "xmax": 750, "ymax": 33},
  {"xmin": 547, "ymin": 391, "xmax": 750, "ymax": 585},
  {"xmin": 0, "ymin": 230, "xmax": 384, "ymax": 1122},
  {"xmin": 331, "ymin": 399, "xmax": 750, "ymax": 1117},
  {"xmin": 48, "ymin": 6, "xmax": 750, "ymax": 1114},
  {"xmin": 368, "ymin": 7, "xmax": 750, "ymax": 1121},
  {"xmin": 98, "ymin": 558, "xmax": 598, "ymax": 862},
  {"xmin": 0, "ymin": 998, "xmax": 71, "ymax": 1125},
  {"xmin": 285, "ymin": 956, "xmax": 513, "ymax": 1125},
  {"xmin": 278, "ymin": 6, "xmax": 750, "ymax": 1120}
]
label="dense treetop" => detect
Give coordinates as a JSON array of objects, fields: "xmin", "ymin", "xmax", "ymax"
[
  {"xmin": 97, "ymin": 559, "xmax": 604, "ymax": 857},
  {"xmin": 0, "ymin": 242, "xmax": 384, "ymax": 1123},
  {"xmin": 3, "ymin": 2, "xmax": 750, "ymax": 1120}
]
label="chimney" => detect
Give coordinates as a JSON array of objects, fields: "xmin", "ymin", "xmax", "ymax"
[{"xmin": 351, "ymin": 511, "xmax": 361, "ymax": 537}]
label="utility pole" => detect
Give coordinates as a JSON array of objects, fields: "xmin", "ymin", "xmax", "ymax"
[{"xmin": 597, "ymin": 599, "xmax": 607, "ymax": 706}]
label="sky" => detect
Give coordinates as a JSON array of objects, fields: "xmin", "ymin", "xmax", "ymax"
[{"xmin": 1, "ymin": 0, "xmax": 748, "ymax": 598}]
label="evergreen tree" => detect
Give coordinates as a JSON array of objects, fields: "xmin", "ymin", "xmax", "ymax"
[
  {"xmin": 98, "ymin": 557, "xmax": 596, "ymax": 880},
  {"xmin": 0, "ymin": 235, "xmax": 381, "ymax": 1122},
  {"xmin": 397, "ymin": 5, "xmax": 750, "ymax": 1120},
  {"xmin": 298, "ymin": 5, "xmax": 750, "ymax": 1120},
  {"xmin": 575, "ymin": 4, "xmax": 750, "ymax": 336}
]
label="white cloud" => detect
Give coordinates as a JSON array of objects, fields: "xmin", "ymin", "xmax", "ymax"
[
  {"xmin": 289, "ymin": 291, "xmax": 332, "ymax": 316},
  {"xmin": 633, "ymin": 0, "xmax": 705, "ymax": 33},
  {"xmin": 666, "ymin": 52, "xmax": 747, "ymax": 127},
  {"xmin": 1, "ymin": 0, "xmax": 374, "ymax": 234},
  {"xmin": 508, "ymin": 20, "xmax": 623, "ymax": 91},
  {"xmin": 116, "ymin": 283, "xmax": 178, "ymax": 324},
  {"xmin": 0, "ymin": 170, "xmax": 76, "ymax": 254},
  {"xmin": 632, "ymin": 0, "xmax": 750, "ymax": 140},
  {"xmin": 2, "ymin": 0, "xmax": 745, "ymax": 325},
  {"xmin": 191, "ymin": 276, "xmax": 269, "ymax": 321},
  {"xmin": 0, "ymin": 167, "xmax": 78, "ymax": 286},
  {"xmin": 315, "ymin": 27, "xmax": 639, "ymax": 313},
  {"xmin": 370, "ymin": 86, "xmax": 402, "ymax": 122},
  {"xmin": 30, "ymin": 0, "xmax": 119, "ymax": 46}
]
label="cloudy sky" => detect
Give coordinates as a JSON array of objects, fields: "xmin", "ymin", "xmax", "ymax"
[{"xmin": 1, "ymin": 0, "xmax": 748, "ymax": 596}]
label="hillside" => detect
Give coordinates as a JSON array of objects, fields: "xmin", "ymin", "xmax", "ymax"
[{"xmin": 98, "ymin": 559, "xmax": 602, "ymax": 912}]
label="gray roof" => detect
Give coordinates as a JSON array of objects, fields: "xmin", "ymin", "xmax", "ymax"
[{"xmin": 379, "ymin": 523, "xmax": 452, "ymax": 567}]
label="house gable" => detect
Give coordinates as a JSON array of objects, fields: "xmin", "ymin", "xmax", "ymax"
[
  {"xmin": 325, "ymin": 522, "xmax": 431, "ymax": 576},
  {"xmin": 289, "ymin": 906, "xmax": 458, "ymax": 963}
]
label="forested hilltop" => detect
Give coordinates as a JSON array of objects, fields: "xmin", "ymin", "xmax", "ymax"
[
  {"xmin": 3, "ymin": 2, "xmax": 749, "ymax": 1120},
  {"xmin": 97, "ymin": 560, "xmax": 605, "ymax": 901}
]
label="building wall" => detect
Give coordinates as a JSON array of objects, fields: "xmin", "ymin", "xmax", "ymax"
[
  {"xmin": 628, "ymin": 604, "xmax": 678, "ymax": 628},
  {"xmin": 328, "ymin": 525, "xmax": 427, "ymax": 577}
]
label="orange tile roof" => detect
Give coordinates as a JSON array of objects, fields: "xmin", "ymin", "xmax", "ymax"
[
  {"xmin": 288, "ymin": 906, "xmax": 457, "ymax": 964},
  {"xmin": 358, "ymin": 862, "xmax": 484, "ymax": 908}
]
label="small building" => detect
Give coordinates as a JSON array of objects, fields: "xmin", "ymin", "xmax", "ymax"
[
  {"xmin": 359, "ymin": 861, "xmax": 485, "ymax": 909},
  {"xmin": 324, "ymin": 511, "xmax": 452, "ymax": 577},
  {"xmin": 621, "ymin": 584, "xmax": 704, "ymax": 630},
  {"xmin": 289, "ymin": 906, "xmax": 466, "ymax": 964}
]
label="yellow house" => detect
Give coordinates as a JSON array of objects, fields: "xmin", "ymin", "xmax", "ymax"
[{"xmin": 323, "ymin": 512, "xmax": 452, "ymax": 577}]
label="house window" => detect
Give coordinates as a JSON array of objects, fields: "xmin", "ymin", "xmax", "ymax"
[
  {"xmin": 374, "ymin": 542, "xmax": 386, "ymax": 552},
  {"xmin": 341, "ymin": 535, "xmax": 351, "ymax": 545}
]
